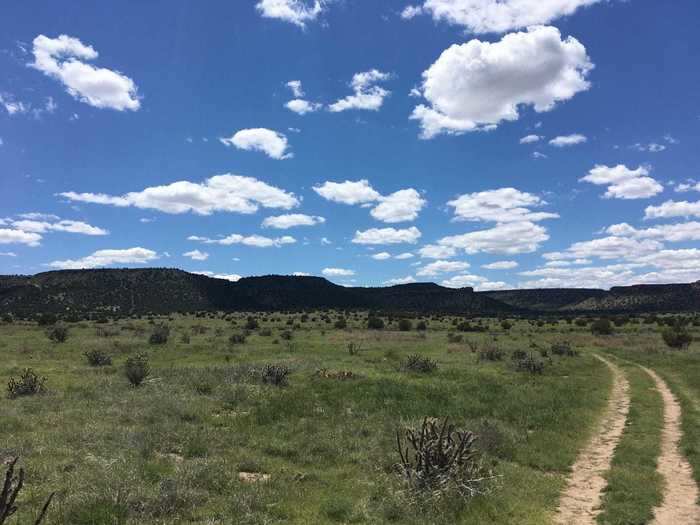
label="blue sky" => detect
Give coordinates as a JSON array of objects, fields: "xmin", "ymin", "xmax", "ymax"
[{"xmin": 2, "ymin": 0, "xmax": 700, "ymax": 290}]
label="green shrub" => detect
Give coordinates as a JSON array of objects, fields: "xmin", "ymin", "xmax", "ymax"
[
  {"xmin": 500, "ymin": 320, "xmax": 513, "ymax": 330},
  {"xmin": 515, "ymin": 353, "xmax": 546, "ymax": 374},
  {"xmin": 7, "ymin": 369, "xmax": 47, "ymax": 398},
  {"xmin": 125, "ymin": 353, "xmax": 150, "ymax": 387},
  {"xmin": 229, "ymin": 333, "xmax": 246, "ymax": 345},
  {"xmin": 334, "ymin": 317, "xmax": 347, "ymax": 329},
  {"xmin": 551, "ymin": 341, "xmax": 579, "ymax": 357},
  {"xmin": 661, "ymin": 326, "xmax": 692, "ymax": 350},
  {"xmin": 245, "ymin": 316, "xmax": 259, "ymax": 330},
  {"xmin": 398, "ymin": 319, "xmax": 413, "ymax": 332},
  {"xmin": 591, "ymin": 318, "xmax": 613, "ymax": 336},
  {"xmin": 416, "ymin": 320, "xmax": 427, "ymax": 331},
  {"xmin": 46, "ymin": 324, "xmax": 69, "ymax": 343},
  {"xmin": 367, "ymin": 316, "xmax": 385, "ymax": 330},
  {"xmin": 84, "ymin": 349, "xmax": 112, "ymax": 367},
  {"xmin": 261, "ymin": 364, "xmax": 289, "ymax": 386},
  {"xmin": 478, "ymin": 345, "xmax": 504, "ymax": 362},
  {"xmin": 149, "ymin": 324, "xmax": 170, "ymax": 345},
  {"xmin": 36, "ymin": 313, "xmax": 57, "ymax": 326},
  {"xmin": 401, "ymin": 354, "xmax": 437, "ymax": 373}
]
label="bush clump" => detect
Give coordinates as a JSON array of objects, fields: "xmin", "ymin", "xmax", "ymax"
[
  {"xmin": 515, "ymin": 353, "xmax": 546, "ymax": 374},
  {"xmin": 7, "ymin": 369, "xmax": 47, "ymax": 399},
  {"xmin": 84, "ymin": 349, "xmax": 112, "ymax": 367},
  {"xmin": 245, "ymin": 317, "xmax": 259, "ymax": 330},
  {"xmin": 590, "ymin": 318, "xmax": 613, "ymax": 336},
  {"xmin": 261, "ymin": 364, "xmax": 289, "ymax": 386},
  {"xmin": 334, "ymin": 317, "xmax": 347, "ymax": 329},
  {"xmin": 401, "ymin": 354, "xmax": 438, "ymax": 373},
  {"xmin": 661, "ymin": 325, "xmax": 693, "ymax": 350},
  {"xmin": 551, "ymin": 341, "xmax": 579, "ymax": 357},
  {"xmin": 367, "ymin": 316, "xmax": 385, "ymax": 330},
  {"xmin": 396, "ymin": 417, "xmax": 492, "ymax": 499},
  {"xmin": 46, "ymin": 324, "xmax": 69, "ymax": 343},
  {"xmin": 398, "ymin": 319, "xmax": 413, "ymax": 332},
  {"xmin": 149, "ymin": 324, "xmax": 170, "ymax": 345},
  {"xmin": 416, "ymin": 320, "xmax": 427, "ymax": 331},
  {"xmin": 125, "ymin": 353, "xmax": 150, "ymax": 387},
  {"xmin": 478, "ymin": 345, "xmax": 504, "ymax": 362},
  {"xmin": 229, "ymin": 333, "xmax": 246, "ymax": 345}
]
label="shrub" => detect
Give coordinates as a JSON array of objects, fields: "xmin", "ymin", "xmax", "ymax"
[
  {"xmin": 259, "ymin": 328, "xmax": 273, "ymax": 337},
  {"xmin": 575, "ymin": 318, "xmax": 588, "ymax": 327},
  {"xmin": 590, "ymin": 318, "xmax": 613, "ymax": 336},
  {"xmin": 401, "ymin": 354, "xmax": 438, "ymax": 373},
  {"xmin": 500, "ymin": 320, "xmax": 513, "ymax": 330},
  {"xmin": 36, "ymin": 313, "xmax": 57, "ymax": 326},
  {"xmin": 46, "ymin": 324, "xmax": 68, "ymax": 343},
  {"xmin": 245, "ymin": 317, "xmax": 259, "ymax": 330},
  {"xmin": 7, "ymin": 369, "xmax": 47, "ymax": 399},
  {"xmin": 551, "ymin": 341, "xmax": 579, "ymax": 357},
  {"xmin": 84, "ymin": 349, "xmax": 112, "ymax": 367},
  {"xmin": 398, "ymin": 319, "xmax": 413, "ymax": 332},
  {"xmin": 478, "ymin": 345, "xmax": 504, "ymax": 362},
  {"xmin": 367, "ymin": 316, "xmax": 385, "ymax": 330},
  {"xmin": 396, "ymin": 417, "xmax": 491, "ymax": 499},
  {"xmin": 125, "ymin": 353, "xmax": 150, "ymax": 387},
  {"xmin": 510, "ymin": 349, "xmax": 528, "ymax": 361},
  {"xmin": 149, "ymin": 324, "xmax": 170, "ymax": 345},
  {"xmin": 334, "ymin": 317, "xmax": 347, "ymax": 329},
  {"xmin": 661, "ymin": 326, "xmax": 693, "ymax": 350},
  {"xmin": 447, "ymin": 332, "xmax": 463, "ymax": 343},
  {"xmin": 347, "ymin": 342, "xmax": 362, "ymax": 355},
  {"xmin": 314, "ymin": 368, "xmax": 355, "ymax": 380},
  {"xmin": 0, "ymin": 457, "xmax": 55, "ymax": 524},
  {"xmin": 229, "ymin": 333, "xmax": 246, "ymax": 345},
  {"xmin": 280, "ymin": 330, "xmax": 293, "ymax": 341},
  {"xmin": 261, "ymin": 364, "xmax": 289, "ymax": 386},
  {"xmin": 515, "ymin": 353, "xmax": 546, "ymax": 374},
  {"xmin": 416, "ymin": 320, "xmax": 427, "ymax": 331}
]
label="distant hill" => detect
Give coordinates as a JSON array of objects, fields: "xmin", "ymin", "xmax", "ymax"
[
  {"xmin": 0, "ymin": 269, "xmax": 510, "ymax": 316},
  {"xmin": 2, "ymin": 268, "xmax": 699, "ymax": 316}
]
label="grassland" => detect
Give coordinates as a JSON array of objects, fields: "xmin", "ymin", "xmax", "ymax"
[{"xmin": 1, "ymin": 313, "xmax": 699, "ymax": 524}]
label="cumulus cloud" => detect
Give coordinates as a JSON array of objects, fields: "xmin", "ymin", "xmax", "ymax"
[
  {"xmin": 256, "ymin": 0, "xmax": 324, "ymax": 27},
  {"xmin": 220, "ymin": 128, "xmax": 292, "ymax": 159},
  {"xmin": 262, "ymin": 214, "xmax": 325, "ymax": 229},
  {"xmin": 183, "ymin": 249, "xmax": 209, "ymax": 261},
  {"xmin": 0, "ymin": 94, "xmax": 29, "ymax": 115},
  {"xmin": 447, "ymin": 188, "xmax": 558, "ymax": 223},
  {"xmin": 549, "ymin": 133, "xmax": 587, "ymax": 147},
  {"xmin": 437, "ymin": 221, "xmax": 549, "ymax": 255},
  {"xmin": 401, "ymin": 5, "xmax": 424, "ymax": 19},
  {"xmin": 384, "ymin": 275, "xmax": 417, "ymax": 285},
  {"xmin": 59, "ymin": 174, "xmax": 299, "ymax": 215},
  {"xmin": 0, "ymin": 229, "xmax": 43, "ymax": 246},
  {"xmin": 410, "ymin": 26, "xmax": 592, "ymax": 138},
  {"xmin": 287, "ymin": 80, "xmax": 304, "ymax": 97},
  {"xmin": 370, "ymin": 189, "xmax": 426, "ymax": 223},
  {"xmin": 314, "ymin": 180, "xmax": 424, "ymax": 223},
  {"xmin": 645, "ymin": 200, "xmax": 700, "ymax": 220},
  {"xmin": 322, "ymin": 267, "xmax": 355, "ymax": 277},
  {"xmin": 188, "ymin": 233, "xmax": 296, "ymax": 248},
  {"xmin": 605, "ymin": 222, "xmax": 700, "ymax": 243},
  {"xmin": 395, "ymin": 252, "xmax": 414, "ymax": 260},
  {"xmin": 674, "ymin": 181, "xmax": 700, "ymax": 193},
  {"xmin": 519, "ymin": 134, "xmax": 542, "ymax": 144},
  {"xmin": 418, "ymin": 244, "xmax": 457, "ymax": 259},
  {"xmin": 48, "ymin": 247, "xmax": 158, "ymax": 270},
  {"xmin": 328, "ymin": 69, "xmax": 391, "ymax": 112},
  {"xmin": 482, "ymin": 260, "xmax": 518, "ymax": 270},
  {"xmin": 8, "ymin": 219, "xmax": 107, "ymax": 236},
  {"xmin": 30, "ymin": 34, "xmax": 140, "ymax": 111},
  {"xmin": 416, "ymin": 260, "xmax": 470, "ymax": 276},
  {"xmin": 192, "ymin": 271, "xmax": 242, "ymax": 282},
  {"xmin": 285, "ymin": 99, "xmax": 322, "ymax": 115},
  {"xmin": 543, "ymin": 236, "xmax": 662, "ymax": 261},
  {"xmin": 371, "ymin": 252, "xmax": 392, "ymax": 260},
  {"xmin": 408, "ymin": 0, "xmax": 600, "ymax": 33},
  {"xmin": 352, "ymin": 226, "xmax": 421, "ymax": 245},
  {"xmin": 580, "ymin": 164, "xmax": 663, "ymax": 199}
]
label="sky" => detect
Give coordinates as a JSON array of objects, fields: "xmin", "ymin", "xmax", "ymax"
[{"xmin": 2, "ymin": 0, "xmax": 700, "ymax": 290}]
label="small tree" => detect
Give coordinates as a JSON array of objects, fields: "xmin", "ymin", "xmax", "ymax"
[
  {"xmin": 661, "ymin": 325, "xmax": 692, "ymax": 350},
  {"xmin": 245, "ymin": 316, "xmax": 259, "ymax": 330},
  {"xmin": 500, "ymin": 320, "xmax": 513, "ymax": 330},
  {"xmin": 367, "ymin": 316, "xmax": 385, "ymax": 330},
  {"xmin": 590, "ymin": 318, "xmax": 613, "ymax": 336},
  {"xmin": 148, "ymin": 324, "xmax": 170, "ymax": 345},
  {"xmin": 125, "ymin": 353, "xmax": 150, "ymax": 387},
  {"xmin": 416, "ymin": 320, "xmax": 427, "ymax": 331},
  {"xmin": 46, "ymin": 324, "xmax": 68, "ymax": 343},
  {"xmin": 334, "ymin": 317, "xmax": 347, "ymax": 329},
  {"xmin": 398, "ymin": 319, "xmax": 413, "ymax": 332}
]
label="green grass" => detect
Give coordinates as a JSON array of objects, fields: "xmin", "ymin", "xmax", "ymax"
[
  {"xmin": 3, "ymin": 313, "xmax": 693, "ymax": 524},
  {"xmin": 596, "ymin": 360, "xmax": 664, "ymax": 525}
]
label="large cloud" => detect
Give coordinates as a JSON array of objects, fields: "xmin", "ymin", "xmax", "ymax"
[
  {"xmin": 580, "ymin": 164, "xmax": 663, "ymax": 200},
  {"xmin": 8, "ymin": 219, "xmax": 107, "ymax": 236},
  {"xmin": 416, "ymin": 260, "xmax": 470, "ymax": 276},
  {"xmin": 59, "ymin": 174, "xmax": 299, "ymax": 215},
  {"xmin": 447, "ymin": 188, "xmax": 557, "ymax": 223},
  {"xmin": 437, "ymin": 221, "xmax": 550, "ymax": 255},
  {"xmin": 328, "ymin": 70, "xmax": 391, "ymax": 112},
  {"xmin": 220, "ymin": 128, "xmax": 292, "ymax": 160},
  {"xmin": 410, "ymin": 26, "xmax": 592, "ymax": 138},
  {"xmin": 352, "ymin": 227, "xmax": 421, "ymax": 245},
  {"xmin": 48, "ymin": 247, "xmax": 158, "ymax": 270},
  {"xmin": 30, "ymin": 34, "xmax": 140, "ymax": 111},
  {"xmin": 645, "ymin": 200, "xmax": 700, "ymax": 220},
  {"xmin": 256, "ymin": 0, "xmax": 324, "ymax": 27},
  {"xmin": 406, "ymin": 0, "xmax": 600, "ymax": 33},
  {"xmin": 0, "ymin": 229, "xmax": 43, "ymax": 246}
]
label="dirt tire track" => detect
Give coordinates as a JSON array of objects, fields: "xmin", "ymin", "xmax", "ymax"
[
  {"xmin": 553, "ymin": 355, "xmax": 630, "ymax": 525},
  {"xmin": 641, "ymin": 366, "xmax": 700, "ymax": 525}
]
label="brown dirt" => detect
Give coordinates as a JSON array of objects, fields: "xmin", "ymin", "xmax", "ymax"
[
  {"xmin": 641, "ymin": 366, "xmax": 700, "ymax": 525},
  {"xmin": 553, "ymin": 355, "xmax": 630, "ymax": 525}
]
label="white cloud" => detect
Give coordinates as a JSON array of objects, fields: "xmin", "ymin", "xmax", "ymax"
[
  {"xmin": 416, "ymin": 260, "xmax": 470, "ymax": 276},
  {"xmin": 285, "ymin": 99, "xmax": 322, "ymax": 115},
  {"xmin": 482, "ymin": 260, "xmax": 518, "ymax": 270},
  {"xmin": 395, "ymin": 252, "xmax": 414, "ymax": 260},
  {"xmin": 220, "ymin": 128, "xmax": 292, "ymax": 160},
  {"xmin": 183, "ymin": 249, "xmax": 209, "ymax": 261},
  {"xmin": 447, "ymin": 188, "xmax": 558, "ymax": 223},
  {"xmin": 645, "ymin": 200, "xmax": 700, "ymax": 220},
  {"xmin": 0, "ymin": 252, "xmax": 17, "ymax": 257},
  {"xmin": 372, "ymin": 252, "xmax": 392, "ymax": 260},
  {"xmin": 384, "ymin": 275, "xmax": 417, "ymax": 285},
  {"xmin": 438, "ymin": 221, "xmax": 550, "ymax": 255},
  {"xmin": 543, "ymin": 236, "xmax": 662, "ymax": 261},
  {"xmin": 401, "ymin": 5, "xmax": 424, "ymax": 19},
  {"xmin": 328, "ymin": 69, "xmax": 391, "ymax": 112},
  {"xmin": 59, "ymin": 174, "xmax": 299, "ymax": 215},
  {"xmin": 313, "ymin": 179, "xmax": 381, "ymax": 205},
  {"xmin": 256, "ymin": 0, "xmax": 324, "ymax": 27},
  {"xmin": 0, "ymin": 229, "xmax": 42, "ymax": 246},
  {"xmin": 322, "ymin": 267, "xmax": 355, "ymax": 277},
  {"xmin": 30, "ymin": 34, "xmax": 140, "ymax": 111},
  {"xmin": 188, "ymin": 233, "xmax": 296, "ymax": 248},
  {"xmin": 292, "ymin": 271, "xmax": 311, "ymax": 276},
  {"xmin": 352, "ymin": 226, "xmax": 421, "ymax": 245},
  {"xmin": 414, "ymin": 0, "xmax": 600, "ymax": 33},
  {"xmin": 475, "ymin": 280, "xmax": 509, "ymax": 291},
  {"xmin": 410, "ymin": 26, "xmax": 592, "ymax": 138},
  {"xmin": 549, "ymin": 133, "xmax": 587, "ymax": 147},
  {"xmin": 286, "ymin": 80, "xmax": 304, "ymax": 98},
  {"xmin": 532, "ymin": 151, "xmax": 548, "ymax": 160},
  {"xmin": 674, "ymin": 181, "xmax": 700, "ymax": 193},
  {"xmin": 580, "ymin": 164, "xmax": 663, "ymax": 199},
  {"xmin": 262, "ymin": 214, "xmax": 325, "ymax": 229},
  {"xmin": 633, "ymin": 143, "xmax": 666, "ymax": 153},
  {"xmin": 519, "ymin": 134, "xmax": 542, "ymax": 144},
  {"xmin": 8, "ymin": 219, "xmax": 107, "ymax": 236},
  {"xmin": 0, "ymin": 94, "xmax": 29, "ymax": 115},
  {"xmin": 370, "ymin": 188, "xmax": 426, "ymax": 223},
  {"xmin": 605, "ymin": 222, "xmax": 700, "ymax": 243},
  {"xmin": 418, "ymin": 244, "xmax": 457, "ymax": 259},
  {"xmin": 48, "ymin": 247, "xmax": 158, "ymax": 269},
  {"xmin": 193, "ymin": 271, "xmax": 242, "ymax": 282}
]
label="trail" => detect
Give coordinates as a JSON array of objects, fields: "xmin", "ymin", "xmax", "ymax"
[
  {"xmin": 641, "ymin": 366, "xmax": 700, "ymax": 525},
  {"xmin": 553, "ymin": 355, "xmax": 630, "ymax": 525}
]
